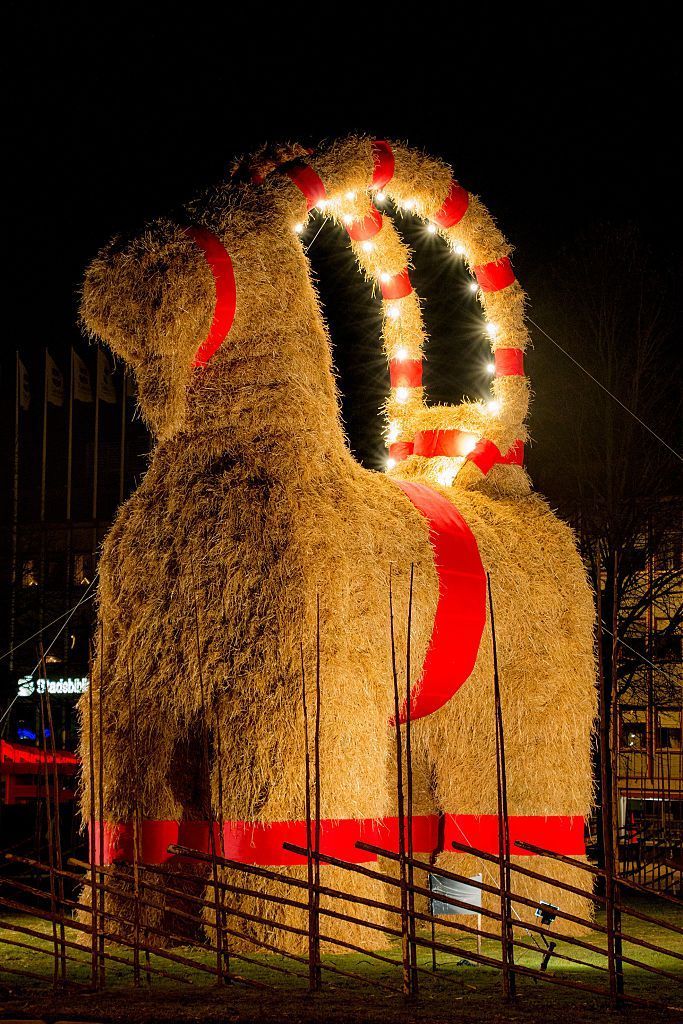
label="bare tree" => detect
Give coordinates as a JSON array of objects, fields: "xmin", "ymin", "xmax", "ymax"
[{"xmin": 529, "ymin": 224, "xmax": 682, "ymax": 701}]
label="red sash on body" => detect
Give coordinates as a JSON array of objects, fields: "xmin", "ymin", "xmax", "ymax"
[{"xmin": 92, "ymin": 813, "xmax": 585, "ymax": 866}]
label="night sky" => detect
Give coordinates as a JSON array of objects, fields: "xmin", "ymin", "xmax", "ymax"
[{"xmin": 4, "ymin": 11, "xmax": 681, "ymax": 480}]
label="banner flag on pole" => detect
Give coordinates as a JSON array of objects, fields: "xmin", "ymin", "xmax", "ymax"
[
  {"xmin": 73, "ymin": 349, "xmax": 93, "ymax": 403},
  {"xmin": 18, "ymin": 358, "xmax": 30, "ymax": 410},
  {"xmin": 45, "ymin": 350, "xmax": 64, "ymax": 407},
  {"xmin": 97, "ymin": 348, "xmax": 117, "ymax": 404}
]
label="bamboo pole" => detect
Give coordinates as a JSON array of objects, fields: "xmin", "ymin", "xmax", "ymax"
[
  {"xmin": 213, "ymin": 671, "xmax": 229, "ymax": 981},
  {"xmin": 389, "ymin": 567, "xmax": 411, "ymax": 996},
  {"xmin": 39, "ymin": 642, "xmax": 67, "ymax": 983},
  {"xmin": 126, "ymin": 664, "xmax": 141, "ymax": 986},
  {"xmin": 129, "ymin": 659, "xmax": 153, "ymax": 986},
  {"xmin": 86, "ymin": 642, "xmax": 99, "ymax": 989},
  {"xmin": 300, "ymin": 641, "xmax": 317, "ymax": 993},
  {"xmin": 405, "ymin": 563, "xmax": 418, "ymax": 995},
  {"xmin": 487, "ymin": 573, "xmax": 515, "ymax": 999},
  {"xmin": 98, "ymin": 620, "xmax": 106, "ymax": 986},
  {"xmin": 189, "ymin": 555, "xmax": 226, "ymax": 986},
  {"xmin": 610, "ymin": 553, "xmax": 624, "ymax": 997},
  {"xmin": 596, "ymin": 572, "xmax": 618, "ymax": 1006},
  {"xmin": 37, "ymin": 689, "xmax": 59, "ymax": 988},
  {"xmin": 312, "ymin": 593, "xmax": 322, "ymax": 990}
]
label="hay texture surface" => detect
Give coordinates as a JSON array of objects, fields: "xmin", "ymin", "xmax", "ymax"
[{"xmin": 79, "ymin": 137, "xmax": 597, "ymax": 950}]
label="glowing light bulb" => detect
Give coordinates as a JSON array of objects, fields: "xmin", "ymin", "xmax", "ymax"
[
  {"xmin": 486, "ymin": 322, "xmax": 499, "ymax": 338},
  {"xmin": 317, "ymin": 198, "xmax": 329, "ymax": 210},
  {"xmin": 362, "ymin": 240, "xmax": 374, "ymax": 253},
  {"xmin": 343, "ymin": 213, "xmax": 353, "ymax": 225},
  {"xmin": 468, "ymin": 281, "xmax": 479, "ymax": 292},
  {"xmin": 387, "ymin": 457, "xmax": 397, "ymax": 471},
  {"xmin": 380, "ymin": 272, "xmax": 391, "ymax": 284},
  {"xmin": 403, "ymin": 198, "xmax": 416, "ymax": 211},
  {"xmin": 454, "ymin": 244, "xmax": 466, "ymax": 255},
  {"xmin": 346, "ymin": 190, "xmax": 356, "ymax": 201},
  {"xmin": 487, "ymin": 400, "xmax": 501, "ymax": 415},
  {"xmin": 437, "ymin": 467, "xmax": 457, "ymax": 487},
  {"xmin": 395, "ymin": 387, "xmax": 410, "ymax": 404},
  {"xmin": 387, "ymin": 421, "xmax": 400, "ymax": 443},
  {"xmin": 427, "ymin": 223, "xmax": 437, "ymax": 234},
  {"xmin": 395, "ymin": 347, "xmax": 409, "ymax": 362},
  {"xmin": 375, "ymin": 191, "xmax": 386, "ymax": 203},
  {"xmin": 461, "ymin": 436, "xmax": 478, "ymax": 456},
  {"xmin": 486, "ymin": 362, "xmax": 495, "ymax": 374},
  {"xmin": 386, "ymin": 303, "xmax": 401, "ymax": 319},
  {"xmin": 294, "ymin": 223, "xmax": 304, "ymax": 234}
]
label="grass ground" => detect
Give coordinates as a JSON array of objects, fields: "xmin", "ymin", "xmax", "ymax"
[{"xmin": 1, "ymin": 895, "xmax": 681, "ymax": 1023}]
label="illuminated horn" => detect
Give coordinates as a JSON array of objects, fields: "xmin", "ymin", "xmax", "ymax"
[{"xmin": 259, "ymin": 138, "xmax": 530, "ymax": 491}]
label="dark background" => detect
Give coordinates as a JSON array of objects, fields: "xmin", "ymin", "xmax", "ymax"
[
  {"xmin": 0, "ymin": 6, "xmax": 681, "ymax": 849},
  {"xmin": 1, "ymin": 10, "xmax": 681, "ymax": 513},
  {"xmin": 3, "ymin": 12, "xmax": 680, "ymax": 438}
]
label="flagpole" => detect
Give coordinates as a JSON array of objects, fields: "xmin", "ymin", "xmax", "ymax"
[
  {"xmin": 9, "ymin": 352, "xmax": 21, "ymax": 673},
  {"xmin": 39, "ymin": 348, "xmax": 48, "ymax": 632},
  {"xmin": 66, "ymin": 349, "xmax": 74, "ymax": 522},
  {"xmin": 92, "ymin": 352, "xmax": 100, "ymax": 522},
  {"xmin": 65, "ymin": 349, "xmax": 75, "ymax": 664},
  {"xmin": 41, "ymin": 349, "xmax": 48, "ymax": 524}
]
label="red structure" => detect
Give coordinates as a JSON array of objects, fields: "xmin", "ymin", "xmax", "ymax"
[{"xmin": 0, "ymin": 739, "xmax": 78, "ymax": 805}]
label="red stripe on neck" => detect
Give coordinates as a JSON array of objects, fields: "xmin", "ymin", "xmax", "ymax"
[{"xmin": 185, "ymin": 227, "xmax": 237, "ymax": 368}]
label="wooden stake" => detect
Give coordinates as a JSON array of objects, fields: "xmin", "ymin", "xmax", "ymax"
[
  {"xmin": 312, "ymin": 593, "xmax": 322, "ymax": 990},
  {"xmin": 37, "ymin": 688, "xmax": 59, "ymax": 988},
  {"xmin": 487, "ymin": 573, "xmax": 515, "ymax": 999},
  {"xmin": 610, "ymin": 552, "xmax": 624, "ymax": 997},
  {"xmin": 301, "ymin": 641, "xmax": 317, "ymax": 992},
  {"xmin": 86, "ymin": 642, "xmax": 99, "ymax": 989},
  {"xmin": 39, "ymin": 641, "xmax": 67, "ymax": 984},
  {"xmin": 126, "ymin": 664, "xmax": 141, "ymax": 987},
  {"xmin": 595, "ymin": 569, "xmax": 620, "ymax": 1009},
  {"xmin": 389, "ymin": 567, "xmax": 411, "ymax": 996},
  {"xmin": 405, "ymin": 563, "xmax": 418, "ymax": 995},
  {"xmin": 98, "ymin": 620, "xmax": 106, "ymax": 986},
  {"xmin": 189, "ymin": 552, "xmax": 227, "ymax": 985}
]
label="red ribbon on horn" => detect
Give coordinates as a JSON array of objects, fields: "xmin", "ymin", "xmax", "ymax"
[
  {"xmin": 372, "ymin": 139, "xmax": 395, "ymax": 189},
  {"xmin": 380, "ymin": 270, "xmax": 413, "ymax": 300},
  {"xmin": 389, "ymin": 359, "xmax": 422, "ymax": 388},
  {"xmin": 389, "ymin": 441, "xmax": 414, "ymax": 462},
  {"xmin": 345, "ymin": 207, "xmax": 383, "ymax": 241},
  {"xmin": 413, "ymin": 429, "xmax": 478, "ymax": 459},
  {"xmin": 466, "ymin": 438, "xmax": 524, "ymax": 475},
  {"xmin": 433, "ymin": 182, "xmax": 470, "ymax": 228},
  {"xmin": 494, "ymin": 348, "xmax": 525, "ymax": 376},
  {"xmin": 473, "ymin": 257, "xmax": 516, "ymax": 292}
]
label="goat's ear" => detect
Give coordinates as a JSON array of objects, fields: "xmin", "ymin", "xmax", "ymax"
[{"xmin": 80, "ymin": 219, "xmax": 216, "ymax": 437}]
